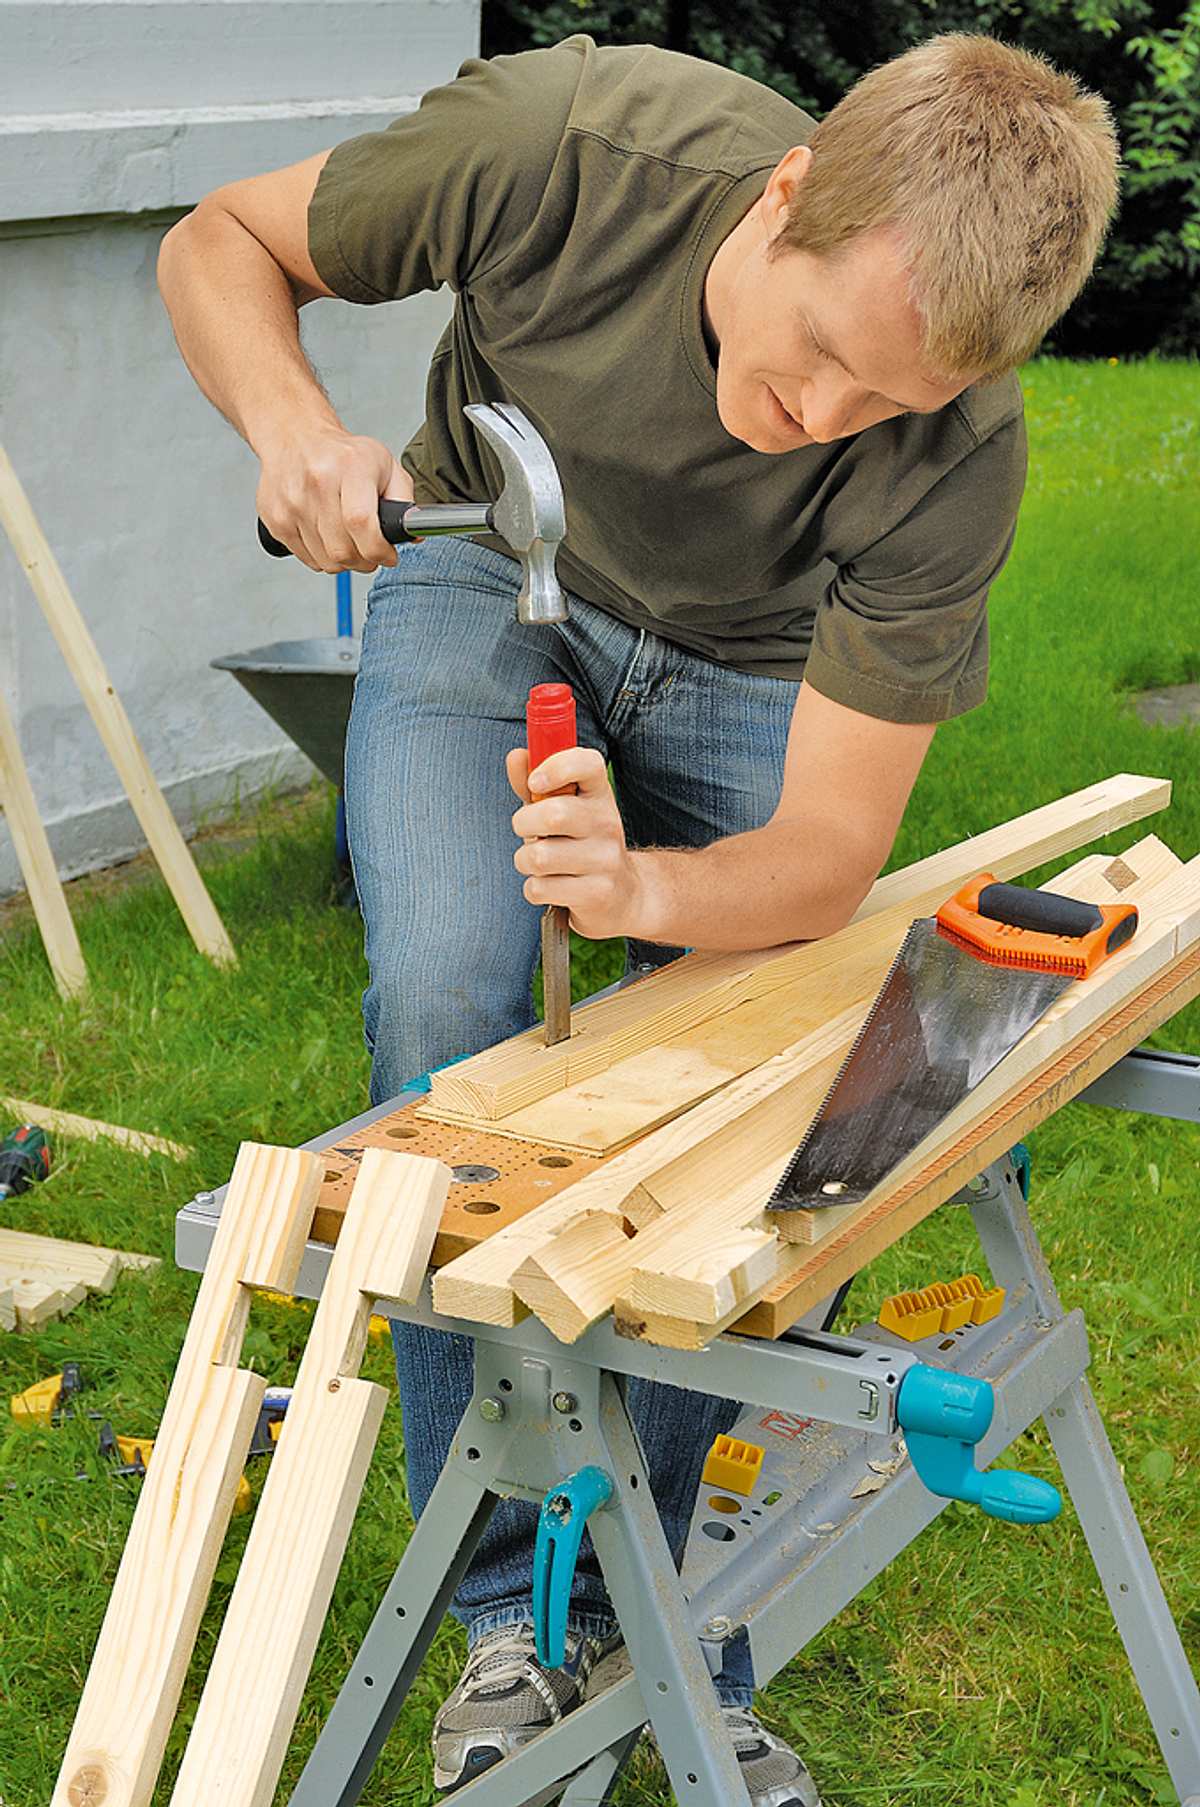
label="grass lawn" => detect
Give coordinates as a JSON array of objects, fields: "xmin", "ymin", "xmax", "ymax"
[{"xmin": 0, "ymin": 356, "xmax": 1198, "ymax": 1805}]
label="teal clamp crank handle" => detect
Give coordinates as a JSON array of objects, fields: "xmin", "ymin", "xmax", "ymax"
[
  {"xmin": 257, "ymin": 498, "xmax": 496, "ymax": 559},
  {"xmin": 532, "ymin": 1467, "xmax": 614, "ymax": 1668},
  {"xmin": 897, "ymin": 1365, "xmax": 1061, "ymax": 1525}
]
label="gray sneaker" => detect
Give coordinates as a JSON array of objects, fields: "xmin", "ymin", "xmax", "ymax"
[
  {"xmin": 722, "ymin": 1706, "xmax": 823, "ymax": 1806},
  {"xmin": 432, "ymin": 1622, "xmax": 609, "ymax": 1792}
]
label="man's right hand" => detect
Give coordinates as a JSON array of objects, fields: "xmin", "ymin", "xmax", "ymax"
[{"xmin": 256, "ymin": 428, "xmax": 415, "ymax": 573}]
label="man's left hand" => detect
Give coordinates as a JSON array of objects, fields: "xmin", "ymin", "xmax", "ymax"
[{"xmin": 507, "ymin": 746, "xmax": 650, "ymax": 940}]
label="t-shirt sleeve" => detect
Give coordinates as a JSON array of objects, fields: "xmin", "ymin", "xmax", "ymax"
[
  {"xmin": 307, "ymin": 43, "xmax": 582, "ymax": 303},
  {"xmin": 803, "ymin": 413, "xmax": 1027, "ymax": 724}
]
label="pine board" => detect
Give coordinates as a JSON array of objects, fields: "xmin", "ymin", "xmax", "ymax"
[
  {"xmin": 456, "ymin": 838, "xmax": 1175, "ymax": 1337},
  {"xmin": 51, "ymin": 1143, "xmax": 322, "ymax": 1807},
  {"xmin": 612, "ymin": 844, "xmax": 1200, "ymax": 1346},
  {"xmin": 169, "ymin": 1149, "xmax": 450, "ymax": 1807},
  {"xmin": 0, "ymin": 1096, "xmax": 190, "ymax": 1162},
  {"xmin": 423, "ymin": 775, "xmax": 1169, "ymax": 1131},
  {"xmin": 737, "ymin": 935, "xmax": 1200, "ymax": 1340},
  {"xmin": 0, "ymin": 443, "xmax": 236, "ymax": 969}
]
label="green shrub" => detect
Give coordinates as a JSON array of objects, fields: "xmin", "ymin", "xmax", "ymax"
[{"xmin": 481, "ymin": 0, "xmax": 1200, "ymax": 356}]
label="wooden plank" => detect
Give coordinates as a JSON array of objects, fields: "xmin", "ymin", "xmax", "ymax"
[
  {"xmin": 633, "ymin": 858, "xmax": 1200, "ymax": 1348},
  {"xmin": 452, "ymin": 835, "xmax": 1179, "ymax": 1336},
  {"xmin": 0, "ymin": 685, "xmax": 87, "ymax": 998},
  {"xmin": 770, "ymin": 851, "xmax": 1200, "ymax": 1245},
  {"xmin": 51, "ymin": 1143, "xmax": 322, "ymax": 1807},
  {"xmin": 424, "ymin": 774, "xmax": 1169, "ymax": 1126},
  {"xmin": 510, "ymin": 1213, "xmax": 635, "ymax": 1343},
  {"xmin": 615, "ymin": 842, "xmax": 1197, "ymax": 1344},
  {"xmin": 169, "ymin": 1147, "xmax": 450, "ymax": 1807},
  {"xmin": 0, "ymin": 1230, "xmax": 121, "ymax": 1294},
  {"xmin": 0, "ymin": 1095, "xmax": 190, "ymax": 1161},
  {"xmin": 741, "ymin": 934, "xmax": 1200, "ymax": 1339},
  {"xmin": 0, "ymin": 443, "xmax": 236, "ymax": 970},
  {"xmin": 435, "ymin": 1005, "xmax": 862, "ymax": 1328},
  {"xmin": 8, "ymin": 1273, "xmax": 86, "ymax": 1328},
  {"xmin": 0, "ymin": 1284, "xmax": 15, "ymax": 1331}
]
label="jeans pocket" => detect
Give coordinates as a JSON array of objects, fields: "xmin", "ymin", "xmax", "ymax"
[{"xmin": 364, "ymin": 541, "xmax": 423, "ymax": 620}]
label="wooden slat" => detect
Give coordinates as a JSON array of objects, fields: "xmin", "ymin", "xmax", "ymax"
[
  {"xmin": 169, "ymin": 1147, "xmax": 450, "ymax": 1807},
  {"xmin": 460, "ymin": 836, "xmax": 1178, "ymax": 1337},
  {"xmin": 0, "ymin": 1284, "xmax": 15, "ymax": 1331},
  {"xmin": 613, "ymin": 841, "xmax": 1195, "ymax": 1343},
  {"xmin": 0, "ymin": 1096, "xmax": 190, "ymax": 1161},
  {"xmin": 0, "ymin": 443, "xmax": 236, "ymax": 970},
  {"xmin": 771, "ymin": 851, "xmax": 1200, "ymax": 1246},
  {"xmin": 8, "ymin": 1273, "xmax": 87, "ymax": 1328},
  {"xmin": 0, "ymin": 686, "xmax": 87, "ymax": 998},
  {"xmin": 741, "ymin": 935, "xmax": 1200, "ymax": 1339},
  {"xmin": 436, "ymin": 1006, "xmax": 862, "ymax": 1328},
  {"xmin": 0, "ymin": 1230, "xmax": 121, "ymax": 1294},
  {"xmin": 629, "ymin": 858, "xmax": 1200, "ymax": 1348},
  {"xmin": 424, "ymin": 774, "xmax": 1169, "ymax": 1128},
  {"xmin": 51, "ymin": 1143, "xmax": 322, "ymax": 1807}
]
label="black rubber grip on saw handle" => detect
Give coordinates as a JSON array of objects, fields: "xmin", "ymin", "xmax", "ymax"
[
  {"xmin": 976, "ymin": 881, "xmax": 1138, "ymax": 954},
  {"xmin": 257, "ymin": 499, "xmax": 417, "ymax": 559}
]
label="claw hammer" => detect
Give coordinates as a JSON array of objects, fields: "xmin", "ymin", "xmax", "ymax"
[{"xmin": 257, "ymin": 401, "xmax": 569, "ymax": 626}]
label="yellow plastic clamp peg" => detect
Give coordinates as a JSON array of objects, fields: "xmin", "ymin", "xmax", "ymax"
[
  {"xmin": 10, "ymin": 1373, "xmax": 64, "ymax": 1426},
  {"xmin": 878, "ymin": 1273, "xmax": 1005, "ymax": 1343},
  {"xmin": 702, "ymin": 1434, "xmax": 765, "ymax": 1497}
]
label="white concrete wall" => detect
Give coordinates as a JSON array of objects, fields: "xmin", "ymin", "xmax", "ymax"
[{"xmin": 0, "ymin": 0, "xmax": 474, "ymax": 894}]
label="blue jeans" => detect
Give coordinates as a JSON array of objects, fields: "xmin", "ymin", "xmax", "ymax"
[{"xmin": 345, "ymin": 538, "xmax": 800, "ymax": 1707}]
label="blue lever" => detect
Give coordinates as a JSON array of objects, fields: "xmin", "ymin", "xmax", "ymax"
[
  {"xmin": 532, "ymin": 1467, "xmax": 614, "ymax": 1667},
  {"xmin": 897, "ymin": 1365, "xmax": 1061, "ymax": 1524}
]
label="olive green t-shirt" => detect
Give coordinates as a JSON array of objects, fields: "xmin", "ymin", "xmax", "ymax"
[{"xmin": 309, "ymin": 35, "xmax": 1026, "ymax": 721}]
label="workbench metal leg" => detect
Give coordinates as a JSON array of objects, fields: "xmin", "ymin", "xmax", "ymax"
[
  {"xmin": 585, "ymin": 1375, "xmax": 754, "ymax": 1807},
  {"xmin": 1047, "ymin": 1376, "xmax": 1200, "ymax": 1802},
  {"xmin": 971, "ymin": 1166, "xmax": 1200, "ymax": 1804},
  {"xmin": 555, "ymin": 1730, "xmax": 640, "ymax": 1805},
  {"xmin": 288, "ymin": 1459, "xmax": 497, "ymax": 1807}
]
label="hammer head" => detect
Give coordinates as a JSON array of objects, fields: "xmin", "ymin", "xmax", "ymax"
[{"xmin": 464, "ymin": 402, "xmax": 568, "ymax": 625}]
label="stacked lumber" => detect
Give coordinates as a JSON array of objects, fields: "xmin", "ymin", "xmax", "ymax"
[
  {"xmin": 430, "ymin": 774, "xmax": 1200, "ymax": 1351},
  {"xmin": 422, "ymin": 773, "xmax": 1171, "ymax": 1155},
  {"xmin": 0, "ymin": 1227, "xmax": 160, "ymax": 1331},
  {"xmin": 51, "ymin": 1142, "xmax": 450, "ymax": 1807}
]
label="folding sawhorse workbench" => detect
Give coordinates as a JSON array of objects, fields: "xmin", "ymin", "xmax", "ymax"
[{"xmin": 176, "ymin": 1045, "xmax": 1200, "ymax": 1807}]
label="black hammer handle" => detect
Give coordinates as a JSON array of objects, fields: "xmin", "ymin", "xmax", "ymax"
[
  {"xmin": 257, "ymin": 499, "xmax": 495, "ymax": 559},
  {"xmin": 257, "ymin": 501, "xmax": 415, "ymax": 559}
]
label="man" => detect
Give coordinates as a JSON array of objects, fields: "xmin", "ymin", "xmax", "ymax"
[{"xmin": 159, "ymin": 31, "xmax": 1118, "ymax": 1804}]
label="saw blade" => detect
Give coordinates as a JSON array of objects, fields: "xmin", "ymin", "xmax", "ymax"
[{"xmin": 768, "ymin": 918, "xmax": 1072, "ymax": 1213}]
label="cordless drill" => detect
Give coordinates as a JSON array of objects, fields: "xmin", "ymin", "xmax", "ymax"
[{"xmin": 0, "ymin": 1124, "xmax": 51, "ymax": 1203}]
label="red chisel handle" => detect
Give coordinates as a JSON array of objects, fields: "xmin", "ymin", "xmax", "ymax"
[
  {"xmin": 526, "ymin": 682, "xmax": 577, "ymax": 792},
  {"xmin": 526, "ymin": 683, "xmax": 576, "ymax": 1046}
]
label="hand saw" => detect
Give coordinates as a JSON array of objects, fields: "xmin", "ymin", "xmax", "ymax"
[{"xmin": 768, "ymin": 874, "xmax": 1138, "ymax": 1215}]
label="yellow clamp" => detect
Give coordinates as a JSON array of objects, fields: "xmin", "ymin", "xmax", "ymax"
[
  {"xmin": 11, "ymin": 1374, "xmax": 64, "ymax": 1426},
  {"xmin": 878, "ymin": 1273, "xmax": 1005, "ymax": 1343},
  {"xmin": 702, "ymin": 1434, "xmax": 765, "ymax": 1497},
  {"xmin": 113, "ymin": 1431, "xmax": 255, "ymax": 1512}
]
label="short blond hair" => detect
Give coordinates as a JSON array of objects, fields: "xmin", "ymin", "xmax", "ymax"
[{"xmin": 775, "ymin": 34, "xmax": 1120, "ymax": 377}]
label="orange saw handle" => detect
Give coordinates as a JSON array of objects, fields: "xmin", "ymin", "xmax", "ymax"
[{"xmin": 936, "ymin": 874, "xmax": 1138, "ymax": 979}]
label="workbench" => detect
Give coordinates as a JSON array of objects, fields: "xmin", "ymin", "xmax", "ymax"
[{"xmin": 175, "ymin": 1020, "xmax": 1200, "ymax": 1807}]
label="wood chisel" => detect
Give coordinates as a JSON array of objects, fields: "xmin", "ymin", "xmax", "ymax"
[
  {"xmin": 526, "ymin": 682, "xmax": 577, "ymax": 1046},
  {"xmin": 768, "ymin": 873, "xmax": 1139, "ymax": 1214}
]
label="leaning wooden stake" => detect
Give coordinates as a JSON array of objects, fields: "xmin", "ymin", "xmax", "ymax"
[
  {"xmin": 51, "ymin": 1142, "xmax": 322, "ymax": 1807},
  {"xmin": 0, "ymin": 444, "xmax": 236, "ymax": 968},
  {"xmin": 0, "ymin": 1095, "xmax": 191, "ymax": 1161},
  {"xmin": 169, "ymin": 1146, "xmax": 450, "ymax": 1807},
  {"xmin": 0, "ymin": 685, "xmax": 86, "ymax": 997}
]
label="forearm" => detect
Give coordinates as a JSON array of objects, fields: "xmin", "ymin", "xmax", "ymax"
[
  {"xmin": 630, "ymin": 817, "xmax": 877, "ymax": 952},
  {"xmin": 157, "ymin": 204, "xmax": 341, "ymax": 455}
]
